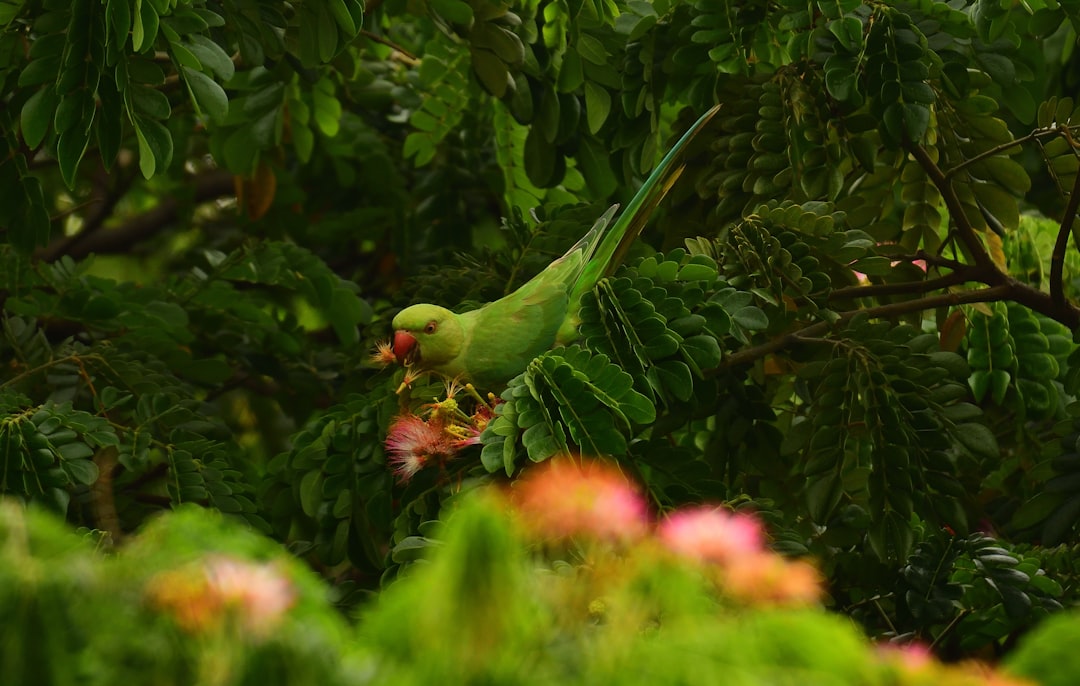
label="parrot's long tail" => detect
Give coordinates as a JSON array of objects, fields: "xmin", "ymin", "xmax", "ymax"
[{"xmin": 563, "ymin": 104, "xmax": 723, "ymax": 323}]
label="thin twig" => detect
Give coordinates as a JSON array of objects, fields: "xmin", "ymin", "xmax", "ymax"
[
  {"xmin": 943, "ymin": 127, "xmax": 1064, "ymax": 180},
  {"xmin": 929, "ymin": 609, "xmax": 971, "ymax": 650},
  {"xmin": 361, "ymin": 29, "xmax": 419, "ymax": 65}
]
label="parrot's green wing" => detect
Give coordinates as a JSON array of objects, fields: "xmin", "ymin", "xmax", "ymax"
[
  {"xmin": 457, "ymin": 207, "xmax": 619, "ymax": 387},
  {"xmin": 557, "ymin": 103, "xmax": 722, "ymax": 343}
]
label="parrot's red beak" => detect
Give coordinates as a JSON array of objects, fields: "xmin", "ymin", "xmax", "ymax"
[{"xmin": 393, "ymin": 330, "xmax": 418, "ymax": 365}]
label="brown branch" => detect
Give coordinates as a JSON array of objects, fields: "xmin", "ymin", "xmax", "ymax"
[
  {"xmin": 1051, "ymin": 142, "xmax": 1080, "ymax": 306},
  {"xmin": 828, "ymin": 270, "xmax": 975, "ymax": 301},
  {"xmin": 38, "ymin": 165, "xmax": 136, "ymax": 262},
  {"xmin": 40, "ymin": 170, "xmax": 236, "ymax": 262},
  {"xmin": 721, "ymin": 276, "xmax": 1080, "ymax": 373},
  {"xmin": 89, "ymin": 446, "xmax": 123, "ymax": 543},
  {"xmin": 905, "ymin": 141, "xmax": 997, "ymax": 273}
]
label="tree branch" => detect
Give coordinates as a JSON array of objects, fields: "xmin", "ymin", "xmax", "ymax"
[
  {"xmin": 905, "ymin": 141, "xmax": 998, "ymax": 274},
  {"xmin": 828, "ymin": 269, "xmax": 975, "ymax": 301},
  {"xmin": 1051, "ymin": 142, "xmax": 1080, "ymax": 306},
  {"xmin": 721, "ymin": 274, "xmax": 1080, "ymax": 374},
  {"xmin": 40, "ymin": 170, "xmax": 235, "ymax": 261},
  {"xmin": 39, "ymin": 164, "xmax": 136, "ymax": 262}
]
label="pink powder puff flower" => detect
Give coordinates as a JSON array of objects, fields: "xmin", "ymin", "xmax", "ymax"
[
  {"xmin": 722, "ymin": 552, "xmax": 822, "ymax": 606},
  {"xmin": 385, "ymin": 414, "xmax": 457, "ymax": 481},
  {"xmin": 875, "ymin": 641, "xmax": 934, "ymax": 671},
  {"xmin": 205, "ymin": 556, "xmax": 296, "ymax": 633},
  {"xmin": 658, "ymin": 506, "xmax": 765, "ymax": 565},
  {"xmin": 146, "ymin": 556, "xmax": 296, "ymax": 636},
  {"xmin": 514, "ymin": 459, "xmax": 649, "ymax": 543}
]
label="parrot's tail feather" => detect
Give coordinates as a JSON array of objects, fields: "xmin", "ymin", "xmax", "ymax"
[{"xmin": 565, "ymin": 104, "xmax": 722, "ymax": 317}]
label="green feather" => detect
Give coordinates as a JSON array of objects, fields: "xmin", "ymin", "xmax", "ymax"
[{"xmin": 392, "ymin": 104, "xmax": 721, "ymax": 388}]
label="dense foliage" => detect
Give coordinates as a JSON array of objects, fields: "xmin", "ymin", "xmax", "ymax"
[{"xmin": 4, "ymin": 0, "xmax": 1080, "ymax": 671}]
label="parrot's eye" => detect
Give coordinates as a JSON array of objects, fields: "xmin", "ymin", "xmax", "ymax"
[{"xmin": 424, "ymin": 321, "xmax": 438, "ymax": 334}]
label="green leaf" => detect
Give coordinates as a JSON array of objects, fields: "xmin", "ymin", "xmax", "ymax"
[
  {"xmin": 326, "ymin": 0, "xmax": 357, "ymax": 35},
  {"xmin": 64, "ymin": 456, "xmax": 99, "ymax": 485},
  {"xmin": 806, "ymin": 471, "xmax": 843, "ymax": 522},
  {"xmin": 317, "ymin": 3, "xmax": 338, "ymax": 62},
  {"xmin": 868, "ymin": 510, "xmax": 914, "ymax": 561},
  {"xmin": 20, "ymin": 87, "xmax": 58, "ymax": 149},
  {"xmin": 521, "ymin": 422, "xmax": 564, "ymax": 462},
  {"xmin": 19, "ymin": 175, "xmax": 51, "ymax": 252},
  {"xmin": 299, "ymin": 470, "xmax": 322, "ymax": 517},
  {"xmin": 681, "ymin": 335, "xmax": 722, "ymax": 371},
  {"xmin": 132, "ymin": 0, "xmax": 159, "ymax": 52},
  {"xmin": 524, "ymin": 121, "xmax": 558, "ymax": 187},
  {"xmin": 58, "ymin": 441, "xmax": 94, "ymax": 461},
  {"xmin": 471, "ymin": 48, "xmax": 510, "ymax": 98},
  {"xmin": 328, "ymin": 288, "xmax": 372, "ymax": 345},
  {"xmin": 186, "ymin": 35, "xmax": 235, "ymax": 81},
  {"xmin": 955, "ymin": 422, "xmax": 999, "ymax": 459},
  {"xmin": 583, "ymin": 81, "xmax": 610, "ymax": 134},
  {"xmin": 133, "ymin": 116, "xmax": 173, "ymax": 178},
  {"xmin": 731, "ymin": 306, "xmax": 768, "ymax": 331},
  {"xmin": 576, "ymin": 33, "xmax": 609, "ymax": 65},
  {"xmin": 56, "ymin": 127, "xmax": 91, "ymax": 190},
  {"xmin": 130, "ymin": 85, "xmax": 171, "ymax": 120},
  {"xmin": 431, "ymin": 0, "xmax": 473, "ymax": 24},
  {"xmin": 183, "ymin": 66, "xmax": 229, "ymax": 121},
  {"xmin": 577, "ymin": 136, "xmax": 617, "ymax": 198},
  {"xmin": 471, "ymin": 21, "xmax": 524, "ymax": 64}
]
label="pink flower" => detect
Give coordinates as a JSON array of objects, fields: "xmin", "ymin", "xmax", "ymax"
[
  {"xmin": 876, "ymin": 642, "xmax": 934, "ymax": 671},
  {"xmin": 369, "ymin": 339, "xmax": 397, "ymax": 367},
  {"xmin": 205, "ymin": 556, "xmax": 296, "ymax": 632},
  {"xmin": 146, "ymin": 556, "xmax": 296, "ymax": 636},
  {"xmin": 385, "ymin": 414, "xmax": 457, "ymax": 481},
  {"xmin": 658, "ymin": 506, "xmax": 764, "ymax": 564},
  {"xmin": 723, "ymin": 552, "xmax": 822, "ymax": 606},
  {"xmin": 514, "ymin": 459, "xmax": 649, "ymax": 542}
]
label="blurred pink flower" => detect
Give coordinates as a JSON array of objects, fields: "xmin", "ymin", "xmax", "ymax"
[
  {"xmin": 723, "ymin": 552, "xmax": 822, "ymax": 606},
  {"xmin": 875, "ymin": 641, "xmax": 934, "ymax": 671},
  {"xmin": 205, "ymin": 557, "xmax": 296, "ymax": 632},
  {"xmin": 515, "ymin": 459, "xmax": 649, "ymax": 542},
  {"xmin": 147, "ymin": 556, "xmax": 296, "ymax": 636},
  {"xmin": 658, "ymin": 506, "xmax": 764, "ymax": 565},
  {"xmin": 874, "ymin": 641, "xmax": 1032, "ymax": 685}
]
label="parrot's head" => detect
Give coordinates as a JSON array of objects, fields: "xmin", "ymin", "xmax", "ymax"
[{"xmin": 391, "ymin": 304, "xmax": 464, "ymax": 369}]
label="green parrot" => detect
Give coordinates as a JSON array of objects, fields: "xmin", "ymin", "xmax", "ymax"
[{"xmin": 392, "ymin": 105, "xmax": 720, "ymax": 388}]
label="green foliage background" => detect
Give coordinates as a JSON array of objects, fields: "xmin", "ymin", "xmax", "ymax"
[{"xmin": 4, "ymin": 0, "xmax": 1080, "ymax": 661}]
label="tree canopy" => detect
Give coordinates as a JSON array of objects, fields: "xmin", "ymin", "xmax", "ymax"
[{"xmin": 4, "ymin": 0, "xmax": 1080, "ymax": 658}]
